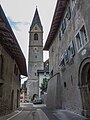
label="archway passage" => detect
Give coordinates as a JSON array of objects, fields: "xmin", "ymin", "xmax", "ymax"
[
  {"xmin": 80, "ymin": 62, "xmax": 90, "ymax": 117},
  {"xmin": 32, "ymin": 94, "xmax": 38, "ymax": 101}
]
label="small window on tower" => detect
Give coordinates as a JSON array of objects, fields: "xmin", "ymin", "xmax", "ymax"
[
  {"xmin": 35, "ymin": 55, "xmax": 37, "ymax": 58},
  {"xmin": 35, "ymin": 73, "xmax": 37, "ymax": 76},
  {"xmin": 64, "ymin": 82, "xmax": 67, "ymax": 88},
  {"xmin": 35, "ymin": 27, "xmax": 37, "ymax": 30},
  {"xmin": 34, "ymin": 33, "xmax": 38, "ymax": 40}
]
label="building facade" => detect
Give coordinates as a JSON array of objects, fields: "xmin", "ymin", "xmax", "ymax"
[
  {"xmin": 27, "ymin": 8, "xmax": 44, "ymax": 99},
  {"xmin": 0, "ymin": 5, "xmax": 27, "ymax": 116},
  {"xmin": 20, "ymin": 81, "xmax": 27, "ymax": 103},
  {"xmin": 44, "ymin": 0, "xmax": 90, "ymax": 118},
  {"xmin": 37, "ymin": 59, "xmax": 49, "ymax": 97}
]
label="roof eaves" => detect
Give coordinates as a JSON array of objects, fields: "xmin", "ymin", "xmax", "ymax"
[
  {"xmin": 0, "ymin": 5, "xmax": 27, "ymax": 76},
  {"xmin": 44, "ymin": 0, "xmax": 69, "ymax": 50}
]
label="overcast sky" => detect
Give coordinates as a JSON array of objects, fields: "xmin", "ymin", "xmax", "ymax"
[{"xmin": 0, "ymin": 0, "xmax": 57, "ymax": 82}]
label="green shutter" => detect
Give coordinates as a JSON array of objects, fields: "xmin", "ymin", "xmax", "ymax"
[
  {"xmin": 61, "ymin": 19, "xmax": 66, "ymax": 34},
  {"xmin": 66, "ymin": 6, "xmax": 71, "ymax": 20},
  {"xmin": 59, "ymin": 30, "xmax": 61, "ymax": 40},
  {"xmin": 64, "ymin": 50, "xmax": 69, "ymax": 63}
]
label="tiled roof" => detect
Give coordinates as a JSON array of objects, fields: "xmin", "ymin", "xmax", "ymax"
[
  {"xmin": 30, "ymin": 8, "xmax": 43, "ymax": 31},
  {"xmin": 44, "ymin": 0, "xmax": 69, "ymax": 50},
  {"xmin": 0, "ymin": 5, "xmax": 27, "ymax": 76}
]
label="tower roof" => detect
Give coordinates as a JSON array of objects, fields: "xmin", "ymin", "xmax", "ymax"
[{"xmin": 30, "ymin": 8, "xmax": 43, "ymax": 31}]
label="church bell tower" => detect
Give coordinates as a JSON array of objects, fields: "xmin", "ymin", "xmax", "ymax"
[{"xmin": 27, "ymin": 8, "xmax": 43, "ymax": 99}]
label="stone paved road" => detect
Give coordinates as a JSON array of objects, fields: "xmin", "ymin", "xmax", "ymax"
[
  {"xmin": 41, "ymin": 107, "xmax": 58, "ymax": 120},
  {"xmin": 0, "ymin": 103, "xmax": 89, "ymax": 120},
  {"xmin": 0, "ymin": 103, "xmax": 36, "ymax": 120},
  {"xmin": 53, "ymin": 110, "xmax": 89, "ymax": 120}
]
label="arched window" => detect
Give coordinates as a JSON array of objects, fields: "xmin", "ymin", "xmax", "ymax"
[
  {"xmin": 0, "ymin": 55, "xmax": 3, "ymax": 79},
  {"xmin": 34, "ymin": 33, "xmax": 38, "ymax": 40}
]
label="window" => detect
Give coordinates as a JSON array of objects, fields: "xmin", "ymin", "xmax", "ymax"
[
  {"xmin": 0, "ymin": 55, "xmax": 3, "ymax": 79},
  {"xmin": 59, "ymin": 30, "xmax": 61, "ymax": 40},
  {"xmin": 71, "ymin": 75, "xmax": 73, "ymax": 85},
  {"xmin": 61, "ymin": 19, "xmax": 66, "ymax": 34},
  {"xmin": 64, "ymin": 50, "xmax": 69, "ymax": 64},
  {"xmin": 16, "ymin": 68, "xmax": 18, "ymax": 76},
  {"xmin": 80, "ymin": 25, "xmax": 87, "ymax": 45},
  {"xmin": 35, "ymin": 55, "xmax": 37, "ymax": 58},
  {"xmin": 66, "ymin": 6, "xmax": 71, "ymax": 20},
  {"xmin": 35, "ymin": 73, "xmax": 36, "ymax": 76},
  {"xmin": 0, "ymin": 83, "xmax": 3, "ymax": 97},
  {"xmin": 34, "ymin": 64, "xmax": 37, "ymax": 67},
  {"xmin": 34, "ymin": 33, "xmax": 38, "ymax": 40},
  {"xmin": 64, "ymin": 82, "xmax": 67, "ymax": 88},
  {"xmin": 51, "ymin": 70, "xmax": 53, "ymax": 76},
  {"xmin": 68, "ymin": 41, "xmax": 75, "ymax": 59},
  {"xmin": 35, "ymin": 48, "xmax": 37, "ymax": 50},
  {"xmin": 76, "ymin": 33, "xmax": 82, "ymax": 50},
  {"xmin": 59, "ymin": 5, "xmax": 71, "ymax": 39},
  {"xmin": 72, "ymin": 0, "xmax": 76, "ymax": 10},
  {"xmin": 60, "ymin": 55, "xmax": 65, "ymax": 67},
  {"xmin": 35, "ymin": 27, "xmax": 37, "ymax": 30},
  {"xmin": 14, "ymin": 64, "xmax": 18, "ymax": 76},
  {"xmin": 76, "ymin": 25, "xmax": 88, "ymax": 51},
  {"xmin": 52, "ymin": 46, "xmax": 54, "ymax": 52}
]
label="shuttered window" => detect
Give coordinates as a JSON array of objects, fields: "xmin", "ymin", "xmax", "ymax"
[
  {"xmin": 66, "ymin": 7, "xmax": 71, "ymax": 20},
  {"xmin": 61, "ymin": 19, "xmax": 66, "ymax": 34},
  {"xmin": 76, "ymin": 25, "xmax": 88, "ymax": 51}
]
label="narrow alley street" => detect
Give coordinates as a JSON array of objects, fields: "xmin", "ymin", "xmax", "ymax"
[{"xmin": 0, "ymin": 103, "xmax": 88, "ymax": 120}]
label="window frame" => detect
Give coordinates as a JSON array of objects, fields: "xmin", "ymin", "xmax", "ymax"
[
  {"xmin": 0, "ymin": 83, "xmax": 3, "ymax": 97},
  {"xmin": 0, "ymin": 55, "xmax": 3, "ymax": 79},
  {"xmin": 80, "ymin": 25, "xmax": 88, "ymax": 45},
  {"xmin": 76, "ymin": 32, "xmax": 83, "ymax": 51},
  {"xmin": 34, "ymin": 33, "xmax": 38, "ymax": 40},
  {"xmin": 68, "ymin": 40, "xmax": 75, "ymax": 59},
  {"xmin": 75, "ymin": 25, "xmax": 89, "ymax": 52}
]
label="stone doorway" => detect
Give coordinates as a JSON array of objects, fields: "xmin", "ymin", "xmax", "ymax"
[{"xmin": 79, "ymin": 62, "xmax": 90, "ymax": 117}]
